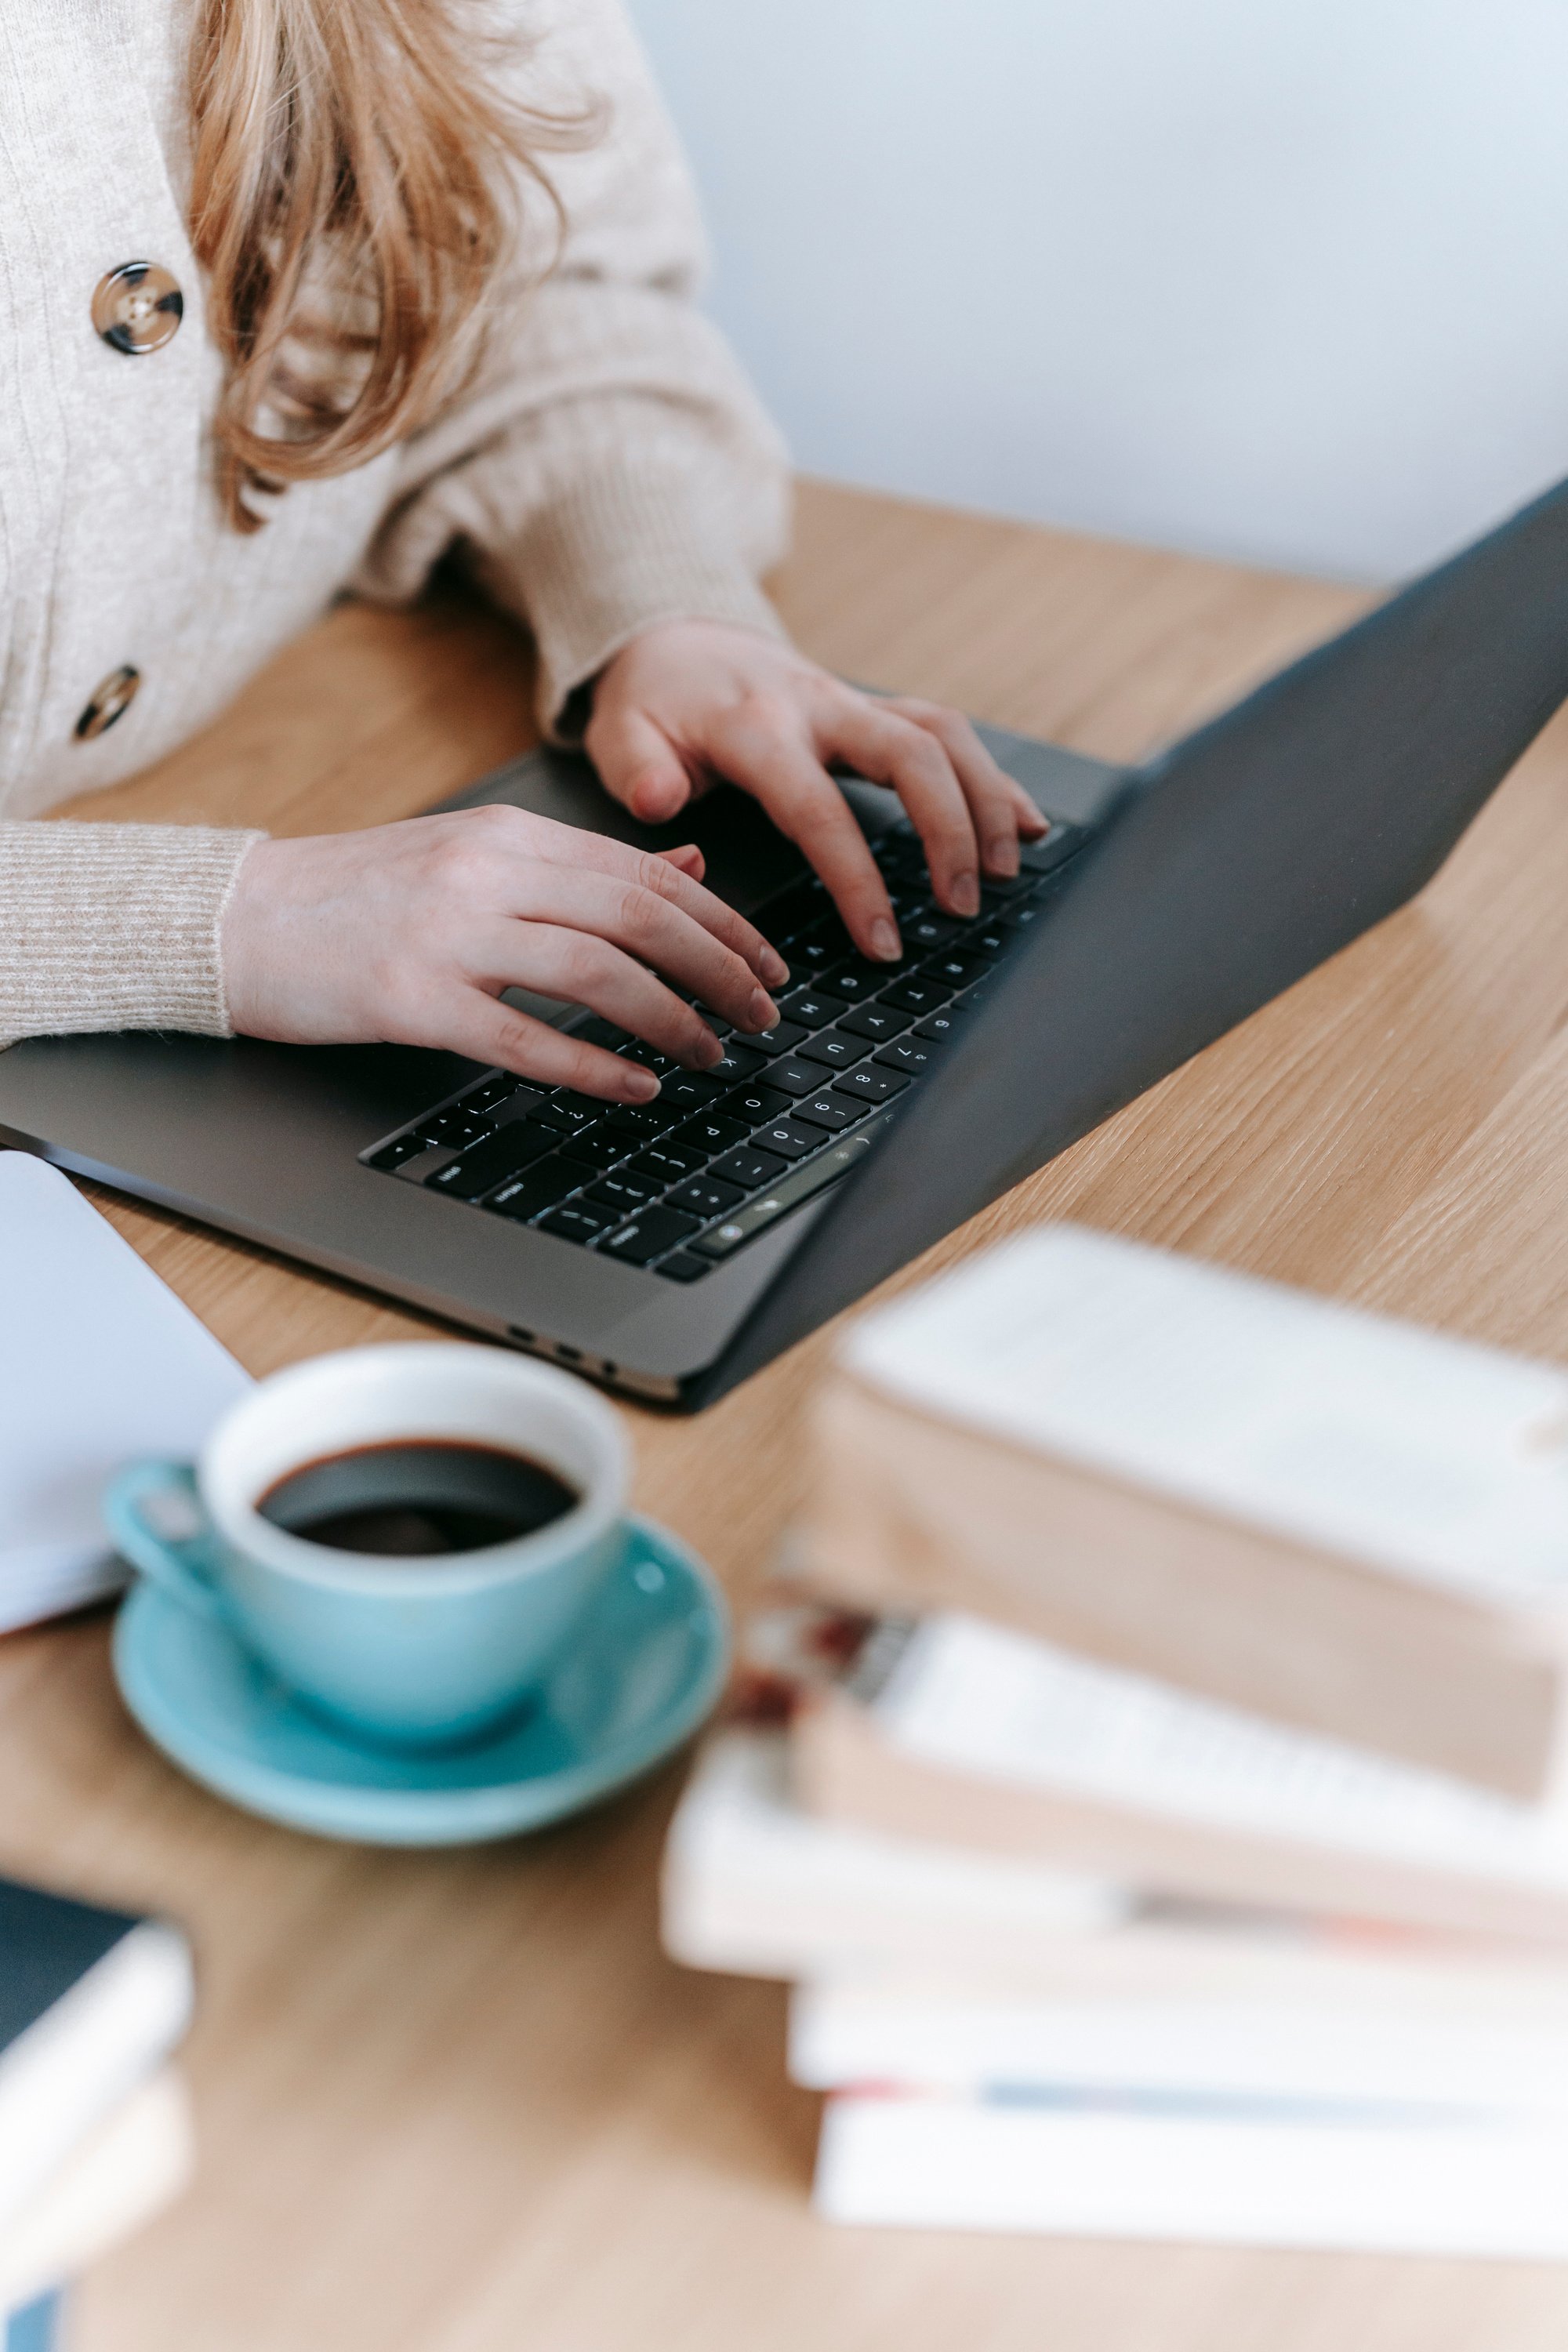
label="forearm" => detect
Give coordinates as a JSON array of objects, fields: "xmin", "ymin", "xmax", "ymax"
[{"xmin": 0, "ymin": 822, "xmax": 264, "ymax": 1045}]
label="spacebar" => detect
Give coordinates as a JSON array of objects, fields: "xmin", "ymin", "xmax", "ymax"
[{"xmin": 692, "ymin": 1120, "xmax": 888, "ymax": 1258}]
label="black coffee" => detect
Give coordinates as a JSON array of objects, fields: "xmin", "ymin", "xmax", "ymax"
[{"xmin": 258, "ymin": 1439, "xmax": 579, "ymax": 1558}]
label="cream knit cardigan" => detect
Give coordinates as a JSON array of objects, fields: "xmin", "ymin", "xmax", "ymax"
[{"xmin": 0, "ymin": 0, "xmax": 789, "ymax": 1043}]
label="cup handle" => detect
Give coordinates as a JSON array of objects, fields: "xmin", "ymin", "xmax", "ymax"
[{"xmin": 103, "ymin": 1461, "xmax": 227, "ymax": 1622}]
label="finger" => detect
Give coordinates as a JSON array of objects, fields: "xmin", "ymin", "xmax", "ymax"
[
  {"xmin": 476, "ymin": 922, "xmax": 746, "ymax": 1069},
  {"xmin": 469, "ymin": 873, "xmax": 779, "ymax": 1035},
  {"xmin": 820, "ymin": 698, "xmax": 982, "ymax": 917},
  {"xmin": 660, "ymin": 843, "xmax": 706, "ymax": 882},
  {"xmin": 517, "ymin": 832, "xmax": 788, "ymax": 989},
  {"xmin": 585, "ymin": 704, "xmax": 693, "ymax": 825},
  {"xmin": 710, "ymin": 713, "xmax": 902, "ymax": 961},
  {"xmin": 416, "ymin": 994, "xmax": 662, "ymax": 1103},
  {"xmin": 891, "ymin": 699, "xmax": 1049, "ymax": 875}
]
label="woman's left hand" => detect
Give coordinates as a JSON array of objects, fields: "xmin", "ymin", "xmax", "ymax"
[{"xmin": 585, "ymin": 619, "xmax": 1047, "ymax": 967}]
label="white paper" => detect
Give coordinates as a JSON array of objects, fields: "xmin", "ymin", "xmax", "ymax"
[
  {"xmin": 0, "ymin": 1154, "xmax": 250, "ymax": 1630},
  {"xmin": 874, "ymin": 1613, "xmax": 1568, "ymax": 1889},
  {"xmin": 845, "ymin": 1225, "xmax": 1568, "ymax": 1606},
  {"xmin": 815, "ymin": 2093, "xmax": 1568, "ymax": 2254},
  {"xmin": 661, "ymin": 1731, "xmax": 1124, "ymax": 1979},
  {"xmin": 792, "ymin": 1980, "xmax": 1568, "ymax": 2112}
]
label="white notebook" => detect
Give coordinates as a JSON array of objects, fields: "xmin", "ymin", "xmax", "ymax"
[
  {"xmin": 0, "ymin": 1154, "xmax": 250, "ymax": 1632},
  {"xmin": 815, "ymin": 2092, "xmax": 1568, "ymax": 2255}
]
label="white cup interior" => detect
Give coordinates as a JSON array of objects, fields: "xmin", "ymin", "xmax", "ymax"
[{"xmin": 201, "ymin": 1344, "xmax": 628, "ymax": 1588}]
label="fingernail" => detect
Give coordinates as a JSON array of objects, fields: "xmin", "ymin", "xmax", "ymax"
[
  {"xmin": 695, "ymin": 1028, "xmax": 725, "ymax": 1065},
  {"xmin": 871, "ymin": 917, "xmax": 902, "ymax": 961},
  {"xmin": 746, "ymin": 987, "xmax": 779, "ymax": 1033},
  {"xmin": 760, "ymin": 946, "xmax": 790, "ymax": 987},
  {"xmin": 987, "ymin": 836, "xmax": 1020, "ymax": 878},
  {"xmin": 952, "ymin": 873, "xmax": 981, "ymax": 917},
  {"xmin": 624, "ymin": 1066, "xmax": 659, "ymax": 1101}
]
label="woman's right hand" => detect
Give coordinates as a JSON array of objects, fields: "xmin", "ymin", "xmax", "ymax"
[{"xmin": 220, "ymin": 804, "xmax": 788, "ymax": 1103}]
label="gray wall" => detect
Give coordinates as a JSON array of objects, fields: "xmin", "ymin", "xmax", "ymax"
[{"xmin": 628, "ymin": 0, "xmax": 1568, "ymax": 579}]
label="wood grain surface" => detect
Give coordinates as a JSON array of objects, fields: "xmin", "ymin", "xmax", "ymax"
[{"xmin": 9, "ymin": 481, "xmax": 1568, "ymax": 2350}]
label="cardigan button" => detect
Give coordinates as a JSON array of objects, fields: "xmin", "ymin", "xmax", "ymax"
[
  {"xmin": 74, "ymin": 666, "xmax": 142, "ymax": 741},
  {"xmin": 91, "ymin": 262, "xmax": 183, "ymax": 355}
]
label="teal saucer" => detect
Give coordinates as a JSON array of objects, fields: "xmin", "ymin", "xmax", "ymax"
[{"xmin": 111, "ymin": 1516, "xmax": 728, "ymax": 1846}]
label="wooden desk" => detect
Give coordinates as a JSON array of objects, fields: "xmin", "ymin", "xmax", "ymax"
[{"xmin": 9, "ymin": 482, "xmax": 1568, "ymax": 2350}]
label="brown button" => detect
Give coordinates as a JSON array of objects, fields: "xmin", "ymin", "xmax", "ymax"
[
  {"xmin": 75, "ymin": 666, "xmax": 142, "ymax": 741},
  {"xmin": 92, "ymin": 262, "xmax": 183, "ymax": 355}
]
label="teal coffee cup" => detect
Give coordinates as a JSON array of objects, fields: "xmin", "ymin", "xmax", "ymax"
[{"xmin": 103, "ymin": 1344, "xmax": 629, "ymax": 1751}]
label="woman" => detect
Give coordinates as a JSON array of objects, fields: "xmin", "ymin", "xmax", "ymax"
[{"xmin": 0, "ymin": 0, "xmax": 1044, "ymax": 1103}]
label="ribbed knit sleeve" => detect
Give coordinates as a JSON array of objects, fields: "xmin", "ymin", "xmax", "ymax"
[
  {"xmin": 0, "ymin": 823, "xmax": 263, "ymax": 1045},
  {"xmin": 354, "ymin": 0, "xmax": 792, "ymax": 737}
]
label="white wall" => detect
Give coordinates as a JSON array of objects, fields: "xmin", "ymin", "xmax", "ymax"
[{"xmin": 627, "ymin": 0, "xmax": 1568, "ymax": 579}]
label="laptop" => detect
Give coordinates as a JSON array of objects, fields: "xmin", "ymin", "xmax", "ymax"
[{"xmin": 5, "ymin": 476, "xmax": 1568, "ymax": 1409}]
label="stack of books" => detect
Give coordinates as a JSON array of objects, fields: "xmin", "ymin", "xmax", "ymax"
[
  {"xmin": 0, "ymin": 1878, "xmax": 194, "ymax": 2347},
  {"xmin": 663, "ymin": 1227, "xmax": 1568, "ymax": 2252}
]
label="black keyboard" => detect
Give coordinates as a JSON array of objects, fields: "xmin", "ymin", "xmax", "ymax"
[{"xmin": 362, "ymin": 816, "xmax": 1083, "ymax": 1281}]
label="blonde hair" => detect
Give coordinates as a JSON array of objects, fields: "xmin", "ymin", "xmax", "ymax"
[{"xmin": 188, "ymin": 0, "xmax": 585, "ymax": 531}]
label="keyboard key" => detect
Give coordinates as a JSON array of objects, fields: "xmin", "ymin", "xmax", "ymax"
[
  {"xmin": 793, "ymin": 1092, "xmax": 858, "ymax": 1134},
  {"xmin": 1023, "ymin": 826, "xmax": 1082, "ymax": 871},
  {"xmin": 709, "ymin": 1145, "xmax": 789, "ymax": 1190},
  {"xmin": 537, "ymin": 1200, "xmax": 613, "ymax": 1243},
  {"xmin": 605, "ymin": 1102, "xmax": 684, "ymax": 1142},
  {"xmin": 752, "ymin": 1119, "xmax": 819, "ymax": 1160},
  {"xmin": 786, "ymin": 931, "xmax": 848, "ymax": 978},
  {"xmin": 486, "ymin": 1156, "xmax": 583, "ymax": 1221},
  {"xmin": 817, "ymin": 960, "xmax": 889, "ymax": 1003},
  {"xmin": 757, "ymin": 1058, "xmax": 824, "ymax": 1098},
  {"xmin": 654, "ymin": 1250, "xmax": 710, "ymax": 1283},
  {"xmin": 798, "ymin": 1030, "xmax": 868, "ymax": 1072},
  {"xmin": 572, "ymin": 1017, "xmax": 635, "ymax": 1050},
  {"xmin": 627, "ymin": 1141, "xmax": 705, "ymax": 1183},
  {"xmin": 692, "ymin": 1127, "xmax": 884, "ymax": 1258},
  {"xmin": 721, "ymin": 1081, "xmax": 793, "ymax": 1127},
  {"xmin": 833, "ymin": 1064, "xmax": 910, "ymax": 1104},
  {"xmin": 671, "ymin": 1110, "xmax": 750, "ymax": 1157},
  {"xmin": 913, "ymin": 1008, "xmax": 964, "ymax": 1043},
  {"xmin": 902, "ymin": 909, "xmax": 965, "ymax": 951},
  {"xmin": 533, "ymin": 1095, "xmax": 603, "ymax": 1134},
  {"xmin": 597, "ymin": 1206, "xmax": 703, "ymax": 1265},
  {"xmin": 838, "ymin": 1001, "xmax": 910, "ymax": 1043},
  {"xmin": 557, "ymin": 1130, "xmax": 629, "ymax": 1173},
  {"xmin": 390, "ymin": 1145, "xmax": 460, "ymax": 1184},
  {"xmin": 880, "ymin": 973, "xmax": 950, "ymax": 1015},
  {"xmin": 368, "ymin": 1130, "xmax": 439, "ymax": 1172},
  {"xmin": 426, "ymin": 1109, "xmax": 490, "ymax": 1148},
  {"xmin": 710, "ymin": 1040, "xmax": 768, "ymax": 1083},
  {"xmin": 618, "ymin": 1042, "xmax": 677, "ymax": 1075},
  {"xmin": 876, "ymin": 1036, "xmax": 937, "ymax": 1075},
  {"xmin": 967, "ymin": 923, "xmax": 1009, "ymax": 957},
  {"xmin": 920, "ymin": 950, "xmax": 995, "ymax": 989},
  {"xmin": 426, "ymin": 1120, "xmax": 558, "ymax": 1200},
  {"xmin": 692, "ymin": 1005, "xmax": 735, "ymax": 1039},
  {"xmin": 463, "ymin": 1074, "xmax": 531, "ymax": 1112},
  {"xmin": 779, "ymin": 986, "xmax": 848, "ymax": 1028},
  {"xmin": 561, "ymin": 1088, "xmax": 622, "ymax": 1120},
  {"xmin": 746, "ymin": 1020, "xmax": 809, "ymax": 1058},
  {"xmin": 666, "ymin": 1174, "xmax": 746, "ymax": 1219},
  {"xmin": 586, "ymin": 1171, "xmax": 659, "ymax": 1213},
  {"xmin": 487, "ymin": 1087, "xmax": 550, "ymax": 1127},
  {"xmin": 658, "ymin": 1070, "xmax": 728, "ymax": 1112}
]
